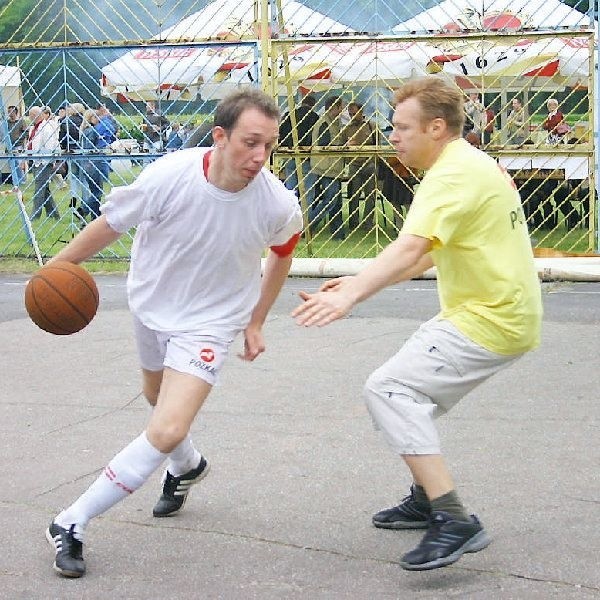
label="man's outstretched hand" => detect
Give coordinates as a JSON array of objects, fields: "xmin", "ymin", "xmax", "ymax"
[{"xmin": 292, "ymin": 276, "xmax": 357, "ymax": 327}]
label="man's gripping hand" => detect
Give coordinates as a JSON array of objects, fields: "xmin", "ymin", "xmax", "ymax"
[{"xmin": 238, "ymin": 324, "xmax": 266, "ymax": 361}]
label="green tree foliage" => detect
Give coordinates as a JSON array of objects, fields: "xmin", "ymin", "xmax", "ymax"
[
  {"xmin": 0, "ymin": 0, "xmax": 37, "ymax": 42},
  {"xmin": 563, "ymin": 0, "xmax": 592, "ymax": 12}
]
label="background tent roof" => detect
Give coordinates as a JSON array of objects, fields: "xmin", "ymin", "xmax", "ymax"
[
  {"xmin": 0, "ymin": 65, "xmax": 24, "ymax": 115},
  {"xmin": 100, "ymin": 46, "xmax": 250, "ymax": 102},
  {"xmin": 101, "ymin": 0, "xmax": 354, "ymax": 102},
  {"xmin": 434, "ymin": 37, "xmax": 590, "ymax": 91},
  {"xmin": 281, "ymin": 41, "xmax": 439, "ymax": 88},
  {"xmin": 157, "ymin": 0, "xmax": 353, "ymax": 41},
  {"xmin": 393, "ymin": 0, "xmax": 591, "ymax": 33}
]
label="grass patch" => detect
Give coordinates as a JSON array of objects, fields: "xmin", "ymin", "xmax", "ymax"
[
  {"xmin": 0, "ymin": 164, "xmax": 138, "ymax": 264},
  {"xmin": 1, "ymin": 162, "xmax": 595, "ymax": 268}
]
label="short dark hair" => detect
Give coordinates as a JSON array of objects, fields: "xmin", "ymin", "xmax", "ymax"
[
  {"xmin": 214, "ymin": 88, "xmax": 280, "ymax": 132},
  {"xmin": 324, "ymin": 96, "xmax": 341, "ymax": 110},
  {"xmin": 301, "ymin": 94, "xmax": 316, "ymax": 107}
]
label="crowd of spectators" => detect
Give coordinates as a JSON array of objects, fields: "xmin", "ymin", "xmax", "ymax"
[
  {"xmin": 1, "ymin": 92, "xmax": 586, "ymax": 234},
  {"xmin": 1, "ymin": 102, "xmax": 120, "ymax": 221},
  {"xmin": 1, "ymin": 100, "xmax": 214, "ymax": 224}
]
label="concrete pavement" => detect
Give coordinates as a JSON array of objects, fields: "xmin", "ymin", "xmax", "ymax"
[{"xmin": 1, "ymin": 277, "xmax": 599, "ymax": 599}]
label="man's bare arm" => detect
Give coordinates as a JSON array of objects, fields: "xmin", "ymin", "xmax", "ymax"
[
  {"xmin": 48, "ymin": 215, "xmax": 122, "ymax": 265},
  {"xmin": 292, "ymin": 234, "xmax": 433, "ymax": 327}
]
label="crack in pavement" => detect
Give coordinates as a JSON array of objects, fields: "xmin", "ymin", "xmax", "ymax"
[
  {"xmin": 40, "ymin": 393, "xmax": 143, "ymax": 436},
  {"xmin": 103, "ymin": 517, "xmax": 600, "ymax": 593},
  {"xmin": 2, "ymin": 499, "xmax": 598, "ymax": 593}
]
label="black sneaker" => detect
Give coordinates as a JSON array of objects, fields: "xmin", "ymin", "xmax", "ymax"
[
  {"xmin": 399, "ymin": 511, "xmax": 492, "ymax": 571},
  {"xmin": 45, "ymin": 522, "xmax": 85, "ymax": 578},
  {"xmin": 152, "ymin": 457, "xmax": 210, "ymax": 517},
  {"xmin": 372, "ymin": 486, "xmax": 430, "ymax": 529}
]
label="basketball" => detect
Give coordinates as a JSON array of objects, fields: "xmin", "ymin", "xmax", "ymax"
[{"xmin": 24, "ymin": 261, "xmax": 99, "ymax": 335}]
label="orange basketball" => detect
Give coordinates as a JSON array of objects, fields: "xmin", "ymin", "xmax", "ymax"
[{"xmin": 24, "ymin": 261, "xmax": 99, "ymax": 335}]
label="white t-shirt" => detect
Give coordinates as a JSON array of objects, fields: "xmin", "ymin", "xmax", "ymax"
[{"xmin": 101, "ymin": 148, "xmax": 303, "ymax": 337}]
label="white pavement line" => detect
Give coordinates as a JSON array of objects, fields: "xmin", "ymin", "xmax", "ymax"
[{"xmin": 547, "ymin": 290, "xmax": 600, "ymax": 294}]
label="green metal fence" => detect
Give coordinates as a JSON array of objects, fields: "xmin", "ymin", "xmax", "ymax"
[{"xmin": 0, "ymin": 0, "xmax": 596, "ymax": 263}]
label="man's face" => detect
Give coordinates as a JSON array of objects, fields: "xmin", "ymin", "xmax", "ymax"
[
  {"xmin": 389, "ymin": 97, "xmax": 437, "ymax": 170},
  {"xmin": 328, "ymin": 102, "xmax": 342, "ymax": 118},
  {"xmin": 29, "ymin": 109, "xmax": 42, "ymax": 123},
  {"xmin": 214, "ymin": 107, "xmax": 279, "ymax": 185},
  {"xmin": 349, "ymin": 106, "xmax": 362, "ymax": 121}
]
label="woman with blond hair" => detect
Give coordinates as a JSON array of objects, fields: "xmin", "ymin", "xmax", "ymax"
[{"xmin": 79, "ymin": 109, "xmax": 105, "ymax": 219}]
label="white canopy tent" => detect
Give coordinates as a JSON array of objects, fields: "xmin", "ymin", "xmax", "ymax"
[
  {"xmin": 100, "ymin": 0, "xmax": 354, "ymax": 102},
  {"xmin": 434, "ymin": 36, "xmax": 591, "ymax": 90},
  {"xmin": 157, "ymin": 0, "xmax": 353, "ymax": 41},
  {"xmin": 0, "ymin": 65, "xmax": 24, "ymax": 116},
  {"xmin": 0, "ymin": 65, "xmax": 24, "ymax": 186},
  {"xmin": 392, "ymin": 0, "xmax": 594, "ymax": 144},
  {"xmin": 279, "ymin": 41, "xmax": 439, "ymax": 90},
  {"xmin": 100, "ymin": 44, "xmax": 256, "ymax": 102},
  {"xmin": 392, "ymin": 0, "xmax": 593, "ymax": 89},
  {"xmin": 393, "ymin": 0, "xmax": 591, "ymax": 33}
]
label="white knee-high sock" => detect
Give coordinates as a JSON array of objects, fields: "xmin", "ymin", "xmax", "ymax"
[
  {"xmin": 167, "ymin": 434, "xmax": 202, "ymax": 477},
  {"xmin": 55, "ymin": 432, "xmax": 167, "ymax": 538}
]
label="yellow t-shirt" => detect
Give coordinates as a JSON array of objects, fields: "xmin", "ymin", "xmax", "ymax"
[{"xmin": 402, "ymin": 138, "xmax": 542, "ymax": 355}]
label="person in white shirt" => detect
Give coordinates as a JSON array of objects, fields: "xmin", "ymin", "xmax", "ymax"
[
  {"xmin": 43, "ymin": 89, "xmax": 303, "ymax": 578},
  {"xmin": 463, "ymin": 92, "xmax": 485, "ymax": 141},
  {"xmin": 27, "ymin": 105, "xmax": 61, "ymax": 219}
]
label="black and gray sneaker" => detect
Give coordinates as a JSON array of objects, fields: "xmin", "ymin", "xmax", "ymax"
[
  {"xmin": 152, "ymin": 457, "xmax": 210, "ymax": 517},
  {"xmin": 399, "ymin": 511, "xmax": 492, "ymax": 571},
  {"xmin": 372, "ymin": 486, "xmax": 431, "ymax": 529},
  {"xmin": 45, "ymin": 521, "xmax": 85, "ymax": 578}
]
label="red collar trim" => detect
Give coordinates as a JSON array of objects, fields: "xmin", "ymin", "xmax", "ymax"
[{"xmin": 203, "ymin": 149, "xmax": 212, "ymax": 178}]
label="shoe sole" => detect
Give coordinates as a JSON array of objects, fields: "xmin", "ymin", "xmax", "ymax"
[
  {"xmin": 372, "ymin": 519, "xmax": 429, "ymax": 530},
  {"xmin": 399, "ymin": 530, "xmax": 492, "ymax": 571},
  {"xmin": 152, "ymin": 463, "xmax": 211, "ymax": 518},
  {"xmin": 45, "ymin": 527, "xmax": 84, "ymax": 578}
]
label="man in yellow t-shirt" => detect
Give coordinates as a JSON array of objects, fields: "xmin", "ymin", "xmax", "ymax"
[{"xmin": 293, "ymin": 77, "xmax": 542, "ymax": 571}]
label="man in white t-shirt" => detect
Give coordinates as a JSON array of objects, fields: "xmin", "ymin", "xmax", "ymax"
[
  {"xmin": 27, "ymin": 105, "xmax": 61, "ymax": 219},
  {"xmin": 44, "ymin": 89, "xmax": 303, "ymax": 578}
]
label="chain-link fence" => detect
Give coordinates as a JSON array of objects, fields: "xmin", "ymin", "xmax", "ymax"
[{"xmin": 0, "ymin": 0, "xmax": 596, "ymax": 262}]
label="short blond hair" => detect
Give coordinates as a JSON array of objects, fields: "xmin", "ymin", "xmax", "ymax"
[
  {"xmin": 80, "ymin": 109, "xmax": 98, "ymax": 131},
  {"xmin": 393, "ymin": 77, "xmax": 464, "ymax": 136}
]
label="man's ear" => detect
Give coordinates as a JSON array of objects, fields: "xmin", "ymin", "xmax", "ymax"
[
  {"xmin": 212, "ymin": 126, "xmax": 226, "ymax": 148},
  {"xmin": 429, "ymin": 118, "xmax": 446, "ymax": 140}
]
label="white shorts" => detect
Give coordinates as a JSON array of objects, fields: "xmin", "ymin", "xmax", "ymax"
[
  {"xmin": 133, "ymin": 316, "xmax": 232, "ymax": 386},
  {"xmin": 364, "ymin": 318, "xmax": 521, "ymax": 455}
]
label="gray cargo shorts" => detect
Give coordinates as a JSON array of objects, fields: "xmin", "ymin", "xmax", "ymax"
[{"xmin": 364, "ymin": 318, "xmax": 521, "ymax": 455}]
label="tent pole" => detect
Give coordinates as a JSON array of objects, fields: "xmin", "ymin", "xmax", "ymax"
[
  {"xmin": 259, "ymin": 0, "xmax": 269, "ymax": 91},
  {"xmin": 274, "ymin": 0, "xmax": 313, "ymax": 254},
  {"xmin": 592, "ymin": 0, "xmax": 599, "ymax": 251}
]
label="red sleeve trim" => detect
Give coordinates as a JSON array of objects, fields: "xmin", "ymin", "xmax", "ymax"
[{"xmin": 270, "ymin": 232, "xmax": 300, "ymax": 257}]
